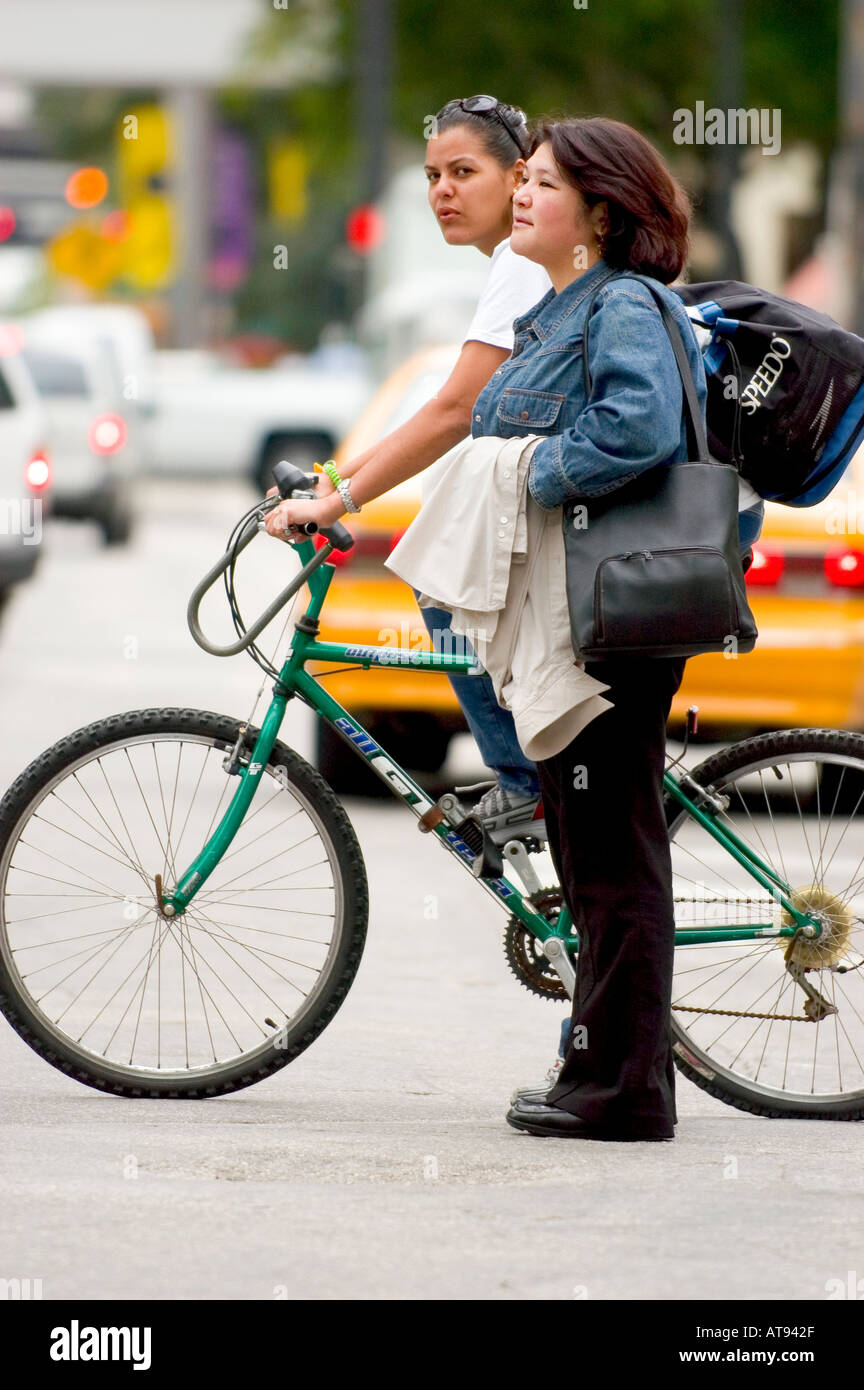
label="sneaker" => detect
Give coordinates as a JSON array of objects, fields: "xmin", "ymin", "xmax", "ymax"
[
  {"xmin": 471, "ymin": 782, "xmax": 543, "ymax": 843},
  {"xmin": 509, "ymin": 1053, "xmax": 564, "ymax": 1105}
]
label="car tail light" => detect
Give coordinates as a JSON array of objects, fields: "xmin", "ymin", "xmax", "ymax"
[
  {"xmin": 745, "ymin": 541, "xmax": 784, "ymax": 586},
  {"xmin": 88, "ymin": 413, "xmax": 127, "ymax": 455},
  {"xmin": 25, "ymin": 449, "xmax": 51, "ymax": 491},
  {"xmin": 825, "ymin": 546, "xmax": 864, "ymax": 588}
]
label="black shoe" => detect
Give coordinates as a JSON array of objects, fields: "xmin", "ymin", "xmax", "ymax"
[
  {"xmin": 505, "ymin": 1095, "xmax": 675, "ymax": 1141},
  {"xmin": 509, "ymin": 1086, "xmax": 679, "ymax": 1124}
]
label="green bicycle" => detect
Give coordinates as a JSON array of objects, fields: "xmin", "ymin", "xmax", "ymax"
[{"xmin": 0, "ymin": 462, "xmax": 862, "ymax": 1119}]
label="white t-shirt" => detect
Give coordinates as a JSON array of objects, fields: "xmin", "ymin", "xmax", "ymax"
[{"xmin": 464, "ymin": 238, "xmax": 552, "ymax": 351}]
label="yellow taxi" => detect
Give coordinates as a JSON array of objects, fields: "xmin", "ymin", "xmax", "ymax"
[{"xmin": 311, "ymin": 345, "xmax": 864, "ymax": 789}]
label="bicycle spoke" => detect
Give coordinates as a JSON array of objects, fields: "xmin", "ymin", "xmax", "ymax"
[{"xmin": 670, "ymin": 743, "xmax": 864, "ymax": 1110}]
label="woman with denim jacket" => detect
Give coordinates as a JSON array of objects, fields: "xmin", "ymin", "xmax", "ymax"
[{"xmin": 490, "ymin": 116, "xmax": 763, "ymax": 1140}]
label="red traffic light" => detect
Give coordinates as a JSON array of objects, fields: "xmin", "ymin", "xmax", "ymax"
[{"xmin": 345, "ymin": 204, "xmax": 384, "ymax": 255}]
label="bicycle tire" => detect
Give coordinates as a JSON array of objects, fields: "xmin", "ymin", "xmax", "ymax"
[
  {"xmin": 666, "ymin": 727, "xmax": 864, "ymax": 1119},
  {"xmin": 0, "ymin": 708, "xmax": 368, "ymax": 1098}
]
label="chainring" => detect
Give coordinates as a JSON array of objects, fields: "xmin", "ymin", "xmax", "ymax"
[{"xmin": 504, "ymin": 888, "xmax": 570, "ymax": 1000}]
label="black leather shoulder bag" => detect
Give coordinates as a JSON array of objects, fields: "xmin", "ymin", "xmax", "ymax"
[{"xmin": 562, "ymin": 277, "xmax": 758, "ymax": 660}]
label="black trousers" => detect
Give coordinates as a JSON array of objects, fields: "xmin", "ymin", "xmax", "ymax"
[{"xmin": 537, "ymin": 656, "xmax": 688, "ymax": 1136}]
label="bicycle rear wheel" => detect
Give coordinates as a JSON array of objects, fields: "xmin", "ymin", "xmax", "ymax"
[
  {"xmin": 0, "ymin": 708, "xmax": 368, "ymax": 1097},
  {"xmin": 667, "ymin": 728, "xmax": 864, "ymax": 1119}
]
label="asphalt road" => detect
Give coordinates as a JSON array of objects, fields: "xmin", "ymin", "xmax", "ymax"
[{"xmin": 0, "ymin": 480, "xmax": 861, "ymax": 1303}]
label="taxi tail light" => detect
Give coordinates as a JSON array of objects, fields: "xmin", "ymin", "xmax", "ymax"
[
  {"xmin": 745, "ymin": 541, "xmax": 784, "ymax": 586},
  {"xmin": 825, "ymin": 546, "xmax": 864, "ymax": 588},
  {"xmin": 314, "ymin": 530, "xmax": 403, "ymax": 568},
  {"xmin": 25, "ymin": 448, "xmax": 51, "ymax": 492}
]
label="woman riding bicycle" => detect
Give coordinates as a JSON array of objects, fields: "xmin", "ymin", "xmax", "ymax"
[{"xmin": 274, "ymin": 95, "xmax": 550, "ymax": 836}]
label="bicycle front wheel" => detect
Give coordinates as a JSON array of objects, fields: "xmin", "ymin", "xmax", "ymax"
[
  {"xmin": 0, "ymin": 708, "xmax": 368, "ymax": 1097},
  {"xmin": 668, "ymin": 728, "xmax": 864, "ymax": 1119}
]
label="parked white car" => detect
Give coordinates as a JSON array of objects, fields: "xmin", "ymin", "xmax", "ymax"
[
  {"xmin": 0, "ymin": 336, "xmax": 50, "ymax": 609},
  {"xmin": 16, "ymin": 320, "xmax": 137, "ymax": 544},
  {"xmin": 18, "ymin": 302, "xmax": 154, "ymax": 473},
  {"xmin": 144, "ymin": 349, "xmax": 373, "ymax": 491}
]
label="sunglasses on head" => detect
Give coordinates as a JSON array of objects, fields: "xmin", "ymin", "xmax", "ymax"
[{"xmin": 438, "ymin": 94, "xmax": 528, "ymax": 155}]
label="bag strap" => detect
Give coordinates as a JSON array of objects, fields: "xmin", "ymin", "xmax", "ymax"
[{"xmin": 581, "ymin": 274, "xmax": 712, "ymax": 465}]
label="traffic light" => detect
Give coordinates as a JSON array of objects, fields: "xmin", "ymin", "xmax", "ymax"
[
  {"xmin": 114, "ymin": 104, "xmax": 175, "ymax": 289},
  {"xmin": 345, "ymin": 204, "xmax": 384, "ymax": 255}
]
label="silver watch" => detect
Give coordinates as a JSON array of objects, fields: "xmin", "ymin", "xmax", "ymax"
[{"xmin": 336, "ymin": 479, "xmax": 361, "ymax": 514}]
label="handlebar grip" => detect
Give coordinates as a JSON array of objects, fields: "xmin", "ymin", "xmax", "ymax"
[{"xmin": 319, "ymin": 520, "xmax": 353, "ymax": 551}]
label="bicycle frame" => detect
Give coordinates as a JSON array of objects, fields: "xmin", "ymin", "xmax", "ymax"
[{"xmin": 169, "ymin": 539, "xmax": 822, "ymax": 965}]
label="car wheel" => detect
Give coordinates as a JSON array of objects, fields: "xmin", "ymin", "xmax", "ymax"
[
  {"xmin": 100, "ymin": 500, "xmax": 133, "ymax": 547},
  {"xmin": 254, "ymin": 433, "xmax": 334, "ymax": 494}
]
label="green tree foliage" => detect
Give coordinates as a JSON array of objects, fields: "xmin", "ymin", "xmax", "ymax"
[{"xmin": 393, "ymin": 0, "xmax": 837, "ymax": 155}]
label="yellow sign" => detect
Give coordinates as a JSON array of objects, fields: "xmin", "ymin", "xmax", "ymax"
[{"xmin": 46, "ymin": 223, "xmax": 123, "ymax": 291}]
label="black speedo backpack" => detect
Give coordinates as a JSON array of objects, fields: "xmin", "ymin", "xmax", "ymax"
[{"xmin": 673, "ymin": 280, "xmax": 864, "ymax": 506}]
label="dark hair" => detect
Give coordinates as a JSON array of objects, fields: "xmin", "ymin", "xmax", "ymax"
[
  {"xmin": 529, "ymin": 117, "xmax": 691, "ymax": 282},
  {"xmin": 435, "ymin": 97, "xmax": 530, "ymax": 165}
]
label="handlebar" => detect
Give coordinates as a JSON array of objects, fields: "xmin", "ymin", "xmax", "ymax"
[{"xmin": 186, "ymin": 458, "xmax": 355, "ymax": 657}]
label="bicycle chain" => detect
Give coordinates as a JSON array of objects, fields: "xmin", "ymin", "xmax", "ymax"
[
  {"xmin": 673, "ymin": 1003, "xmax": 811, "ymax": 1021},
  {"xmin": 673, "ymin": 895, "xmax": 772, "ymax": 904}
]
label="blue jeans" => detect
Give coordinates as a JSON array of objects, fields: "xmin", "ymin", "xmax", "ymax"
[
  {"xmin": 415, "ymin": 596, "xmax": 540, "ymax": 798},
  {"xmin": 738, "ymin": 501, "xmax": 764, "ymax": 554}
]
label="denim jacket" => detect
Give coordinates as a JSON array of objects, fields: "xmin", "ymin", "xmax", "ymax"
[{"xmin": 471, "ymin": 258, "xmax": 709, "ymax": 509}]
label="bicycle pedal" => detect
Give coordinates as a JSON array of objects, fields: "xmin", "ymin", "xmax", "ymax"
[{"xmin": 451, "ymin": 816, "xmax": 504, "ymax": 879}]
